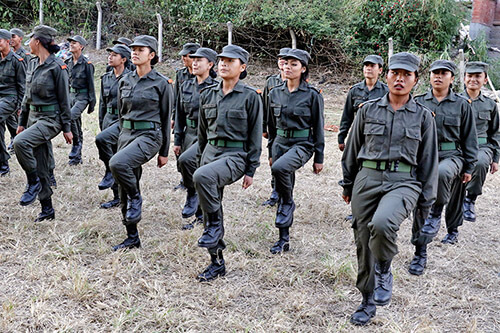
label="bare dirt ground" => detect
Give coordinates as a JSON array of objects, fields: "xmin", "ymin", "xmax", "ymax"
[{"xmin": 0, "ymin": 52, "xmax": 499, "ymax": 332}]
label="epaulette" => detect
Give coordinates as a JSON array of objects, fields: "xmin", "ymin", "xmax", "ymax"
[
  {"xmin": 310, "ymin": 86, "xmax": 322, "ymax": 94},
  {"xmin": 61, "ymin": 64, "xmax": 67, "ymax": 70},
  {"xmin": 12, "ymin": 52, "xmax": 23, "ymax": 62},
  {"xmin": 456, "ymin": 94, "xmax": 471, "ymax": 104},
  {"xmin": 168, "ymin": 79, "xmax": 173, "ymax": 84},
  {"xmin": 416, "ymin": 102, "xmax": 435, "ymax": 117},
  {"xmin": 200, "ymin": 83, "xmax": 218, "ymax": 94},
  {"xmin": 18, "ymin": 57, "xmax": 24, "ymax": 61},
  {"xmin": 87, "ymin": 60, "xmax": 92, "ymax": 64},
  {"xmin": 244, "ymin": 85, "xmax": 262, "ymax": 95},
  {"xmin": 413, "ymin": 92, "xmax": 426, "ymax": 98},
  {"xmin": 157, "ymin": 72, "xmax": 173, "ymax": 83},
  {"xmin": 361, "ymin": 96, "xmax": 383, "ymax": 108}
]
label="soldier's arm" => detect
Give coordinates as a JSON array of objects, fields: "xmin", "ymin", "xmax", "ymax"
[
  {"xmin": 159, "ymin": 81, "xmax": 173, "ymax": 157},
  {"xmin": 86, "ymin": 62, "xmax": 96, "ymax": 113},
  {"xmin": 311, "ymin": 90, "xmax": 325, "ymax": 164},
  {"xmin": 15, "ymin": 57, "xmax": 26, "ymax": 111},
  {"xmin": 267, "ymin": 91, "xmax": 278, "ymax": 159},
  {"xmin": 488, "ymin": 103, "xmax": 500, "ymax": 163},
  {"xmin": 338, "ymin": 88, "xmax": 355, "ymax": 144},
  {"xmin": 196, "ymin": 94, "xmax": 208, "ymax": 167},
  {"xmin": 56, "ymin": 65, "xmax": 72, "ymax": 133},
  {"xmin": 245, "ymin": 92, "xmax": 263, "ymax": 177},
  {"xmin": 173, "ymin": 82, "xmax": 186, "ymax": 146},
  {"xmin": 98, "ymin": 76, "xmax": 106, "ymax": 130},
  {"xmin": 262, "ymin": 80, "xmax": 271, "ymax": 134},
  {"xmin": 461, "ymin": 102, "xmax": 479, "ymax": 174}
]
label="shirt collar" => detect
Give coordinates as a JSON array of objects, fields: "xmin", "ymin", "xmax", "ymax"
[
  {"xmin": 378, "ymin": 93, "xmax": 417, "ymax": 112},
  {"xmin": 131, "ymin": 68, "xmax": 157, "ymax": 80}
]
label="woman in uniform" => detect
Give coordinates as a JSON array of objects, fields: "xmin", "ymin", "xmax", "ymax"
[
  {"xmin": 193, "ymin": 44, "xmax": 262, "ymax": 281},
  {"xmin": 14, "ymin": 25, "xmax": 73, "ymax": 222},
  {"xmin": 173, "ymin": 47, "xmax": 218, "ymax": 230},
  {"xmin": 95, "ymin": 44, "xmax": 131, "ymax": 209},
  {"xmin": 109, "ymin": 35, "xmax": 173, "ymax": 251},
  {"xmin": 341, "ymin": 52, "xmax": 438, "ymax": 325},
  {"xmin": 266, "ymin": 49, "xmax": 325, "ymax": 254}
]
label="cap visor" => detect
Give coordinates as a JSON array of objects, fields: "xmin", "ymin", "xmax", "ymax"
[
  {"xmin": 283, "ymin": 55, "xmax": 303, "ymax": 62},
  {"xmin": 178, "ymin": 50, "xmax": 190, "ymax": 56},
  {"xmin": 26, "ymin": 32, "xmax": 34, "ymax": 38},
  {"xmin": 389, "ymin": 63, "xmax": 417, "ymax": 72},
  {"xmin": 430, "ymin": 65, "xmax": 452, "ymax": 72},
  {"xmin": 129, "ymin": 41, "xmax": 149, "ymax": 48},
  {"xmin": 217, "ymin": 52, "xmax": 240, "ymax": 59}
]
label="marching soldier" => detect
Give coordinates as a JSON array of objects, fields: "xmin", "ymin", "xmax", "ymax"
[
  {"xmin": 194, "ymin": 45, "xmax": 262, "ymax": 281},
  {"xmin": 173, "ymin": 47, "xmax": 218, "ymax": 229},
  {"xmin": 461, "ymin": 62, "xmax": 500, "ymax": 222},
  {"xmin": 107, "ymin": 37, "xmax": 135, "ymax": 71},
  {"xmin": 13, "ymin": 25, "xmax": 73, "ymax": 222},
  {"xmin": 65, "ymin": 35, "xmax": 96, "ymax": 165},
  {"xmin": 95, "ymin": 44, "xmax": 131, "ymax": 209},
  {"xmin": 341, "ymin": 52, "xmax": 438, "ymax": 325},
  {"xmin": 109, "ymin": 35, "xmax": 173, "ymax": 251},
  {"xmin": 266, "ymin": 49, "xmax": 325, "ymax": 254}
]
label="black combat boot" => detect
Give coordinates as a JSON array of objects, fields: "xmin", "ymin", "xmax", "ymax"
[
  {"xmin": 373, "ymin": 260, "xmax": 393, "ymax": 306},
  {"xmin": 441, "ymin": 229, "xmax": 459, "ymax": 244},
  {"xmin": 350, "ymin": 292, "xmax": 376, "ymax": 326},
  {"xmin": 101, "ymin": 186, "xmax": 120, "ymax": 209},
  {"xmin": 421, "ymin": 204, "xmax": 443, "ymax": 238},
  {"xmin": 173, "ymin": 178, "xmax": 186, "ymax": 191},
  {"xmin": 49, "ymin": 170, "xmax": 57, "ymax": 188},
  {"xmin": 270, "ymin": 227, "xmax": 290, "ymax": 254},
  {"xmin": 197, "ymin": 247, "xmax": 226, "ymax": 282},
  {"xmin": 408, "ymin": 244, "xmax": 427, "ymax": 276},
  {"xmin": 98, "ymin": 170, "xmax": 115, "ymax": 190},
  {"xmin": 275, "ymin": 196, "xmax": 295, "ymax": 227},
  {"xmin": 182, "ymin": 188, "xmax": 198, "ymax": 218},
  {"xmin": 125, "ymin": 192, "xmax": 142, "ymax": 223},
  {"xmin": 0, "ymin": 162, "xmax": 9, "ymax": 176},
  {"xmin": 463, "ymin": 197, "xmax": 476, "ymax": 222},
  {"xmin": 20, "ymin": 172, "xmax": 41, "ymax": 206},
  {"xmin": 198, "ymin": 210, "xmax": 223, "ymax": 248},
  {"xmin": 34, "ymin": 198, "xmax": 55, "ymax": 222},
  {"xmin": 345, "ymin": 214, "xmax": 353, "ymax": 221},
  {"xmin": 262, "ymin": 189, "xmax": 279, "ymax": 206},
  {"xmin": 182, "ymin": 206, "xmax": 203, "ymax": 230},
  {"xmin": 112, "ymin": 224, "xmax": 141, "ymax": 251}
]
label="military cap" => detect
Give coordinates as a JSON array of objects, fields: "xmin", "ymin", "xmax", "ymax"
[
  {"xmin": 218, "ymin": 44, "xmax": 250, "ymax": 64},
  {"xmin": 0, "ymin": 29, "xmax": 11, "ymax": 41},
  {"xmin": 26, "ymin": 25, "xmax": 57, "ymax": 39},
  {"xmin": 278, "ymin": 47, "xmax": 291, "ymax": 58},
  {"xmin": 67, "ymin": 35, "xmax": 88, "ymax": 46},
  {"xmin": 129, "ymin": 35, "xmax": 158, "ymax": 54},
  {"xmin": 429, "ymin": 59, "xmax": 456, "ymax": 75},
  {"xmin": 283, "ymin": 49, "xmax": 311, "ymax": 66},
  {"xmin": 10, "ymin": 28, "xmax": 24, "ymax": 37},
  {"xmin": 106, "ymin": 44, "xmax": 131, "ymax": 59},
  {"xmin": 112, "ymin": 37, "xmax": 132, "ymax": 46},
  {"xmin": 189, "ymin": 47, "xmax": 217, "ymax": 64},
  {"xmin": 178, "ymin": 42, "xmax": 200, "ymax": 56},
  {"xmin": 363, "ymin": 54, "xmax": 384, "ymax": 66},
  {"xmin": 465, "ymin": 61, "xmax": 489, "ymax": 74},
  {"xmin": 389, "ymin": 52, "xmax": 420, "ymax": 72}
]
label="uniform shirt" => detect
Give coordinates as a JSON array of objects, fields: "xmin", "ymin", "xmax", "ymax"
[
  {"xmin": 117, "ymin": 69, "xmax": 174, "ymax": 157},
  {"xmin": 173, "ymin": 67, "xmax": 195, "ymax": 119},
  {"xmin": 338, "ymin": 80, "xmax": 388, "ymax": 144},
  {"xmin": 341, "ymin": 94, "xmax": 439, "ymax": 209},
  {"xmin": 98, "ymin": 67, "xmax": 131, "ymax": 129},
  {"xmin": 14, "ymin": 47, "xmax": 31, "ymax": 62},
  {"xmin": 173, "ymin": 75, "xmax": 218, "ymax": 146},
  {"xmin": 0, "ymin": 50, "xmax": 26, "ymax": 110},
  {"xmin": 20, "ymin": 54, "xmax": 72, "ymax": 133},
  {"xmin": 267, "ymin": 80, "xmax": 325, "ymax": 164},
  {"xmin": 198, "ymin": 80, "xmax": 263, "ymax": 177},
  {"xmin": 460, "ymin": 90, "xmax": 500, "ymax": 163},
  {"xmin": 262, "ymin": 73, "xmax": 283, "ymax": 133},
  {"xmin": 415, "ymin": 90, "xmax": 478, "ymax": 174},
  {"xmin": 65, "ymin": 53, "xmax": 96, "ymax": 113}
]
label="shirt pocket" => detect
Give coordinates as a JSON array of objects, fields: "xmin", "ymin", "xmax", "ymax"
[
  {"xmin": 402, "ymin": 126, "xmax": 422, "ymax": 164},
  {"xmin": 271, "ymin": 103, "xmax": 281, "ymax": 117},
  {"xmin": 363, "ymin": 118, "xmax": 386, "ymax": 153},
  {"xmin": 477, "ymin": 110, "xmax": 491, "ymax": 130},
  {"xmin": 226, "ymin": 109, "xmax": 248, "ymax": 138},
  {"xmin": 34, "ymin": 76, "xmax": 55, "ymax": 99},
  {"xmin": 443, "ymin": 116, "xmax": 460, "ymax": 140}
]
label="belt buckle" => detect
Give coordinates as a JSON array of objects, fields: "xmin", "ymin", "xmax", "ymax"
[{"xmin": 393, "ymin": 161, "xmax": 399, "ymax": 172}]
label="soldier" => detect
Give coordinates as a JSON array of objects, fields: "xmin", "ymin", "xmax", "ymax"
[
  {"xmin": 173, "ymin": 47, "xmax": 218, "ymax": 230},
  {"xmin": 173, "ymin": 42, "xmax": 200, "ymax": 190},
  {"xmin": 410, "ymin": 60, "xmax": 478, "ymax": 276},
  {"xmin": 0, "ymin": 29, "xmax": 26, "ymax": 176},
  {"xmin": 95, "ymin": 44, "xmax": 131, "ymax": 209},
  {"xmin": 107, "ymin": 37, "xmax": 135, "ymax": 71},
  {"xmin": 261, "ymin": 47, "xmax": 290, "ymax": 207},
  {"xmin": 461, "ymin": 62, "xmax": 500, "ymax": 222},
  {"xmin": 13, "ymin": 25, "xmax": 73, "ymax": 222},
  {"xmin": 109, "ymin": 35, "xmax": 173, "ymax": 251},
  {"xmin": 65, "ymin": 35, "xmax": 96, "ymax": 165},
  {"xmin": 341, "ymin": 52, "xmax": 438, "ymax": 325},
  {"xmin": 194, "ymin": 44, "xmax": 262, "ymax": 281},
  {"xmin": 266, "ymin": 49, "xmax": 325, "ymax": 254}
]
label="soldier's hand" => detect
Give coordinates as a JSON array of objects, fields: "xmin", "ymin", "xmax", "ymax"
[
  {"xmin": 171, "ymin": 120, "xmax": 175, "ymax": 129},
  {"xmin": 313, "ymin": 163, "xmax": 323, "ymax": 174},
  {"xmin": 342, "ymin": 194, "xmax": 351, "ymax": 204},
  {"xmin": 17, "ymin": 109, "xmax": 21, "ymax": 116},
  {"xmin": 173, "ymin": 145, "xmax": 181, "ymax": 156},
  {"xmin": 63, "ymin": 132, "xmax": 73, "ymax": 144},
  {"xmin": 490, "ymin": 162, "xmax": 499, "ymax": 174},
  {"xmin": 338, "ymin": 143, "xmax": 345, "ymax": 151},
  {"xmin": 16, "ymin": 126, "xmax": 25, "ymax": 135},
  {"xmin": 242, "ymin": 175, "xmax": 253, "ymax": 189},
  {"xmin": 268, "ymin": 157, "xmax": 272, "ymax": 166},
  {"xmin": 462, "ymin": 173, "xmax": 472, "ymax": 183},
  {"xmin": 262, "ymin": 132, "xmax": 268, "ymax": 139},
  {"xmin": 157, "ymin": 155, "xmax": 168, "ymax": 168}
]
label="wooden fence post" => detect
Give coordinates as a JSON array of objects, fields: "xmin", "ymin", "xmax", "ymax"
[
  {"xmin": 157, "ymin": 13, "xmax": 163, "ymax": 62},
  {"xmin": 290, "ymin": 29, "xmax": 297, "ymax": 49},
  {"xmin": 39, "ymin": 0, "xmax": 44, "ymax": 24},
  {"xmin": 458, "ymin": 49, "xmax": 465, "ymax": 92},
  {"xmin": 227, "ymin": 21, "xmax": 233, "ymax": 45},
  {"xmin": 96, "ymin": 2, "xmax": 102, "ymax": 50},
  {"xmin": 388, "ymin": 37, "xmax": 393, "ymax": 61}
]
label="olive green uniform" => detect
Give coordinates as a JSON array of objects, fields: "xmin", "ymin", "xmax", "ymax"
[
  {"xmin": 65, "ymin": 54, "xmax": 96, "ymax": 160},
  {"xmin": 263, "ymin": 74, "xmax": 283, "ymax": 134},
  {"xmin": 193, "ymin": 81, "xmax": 262, "ymax": 244},
  {"xmin": 413, "ymin": 90, "xmax": 478, "ymax": 236},
  {"xmin": 460, "ymin": 91, "xmax": 500, "ymax": 196},
  {"xmin": 174, "ymin": 76, "xmax": 217, "ymax": 190},
  {"xmin": 173, "ymin": 67, "xmax": 195, "ymax": 122},
  {"xmin": 341, "ymin": 94, "xmax": 438, "ymax": 294},
  {"xmin": 14, "ymin": 54, "xmax": 71, "ymax": 200},
  {"xmin": 338, "ymin": 80, "xmax": 388, "ymax": 145},
  {"xmin": 267, "ymin": 80, "xmax": 324, "ymax": 225},
  {"xmin": 109, "ymin": 69, "xmax": 173, "ymax": 223},
  {"xmin": 0, "ymin": 50, "xmax": 25, "ymax": 167}
]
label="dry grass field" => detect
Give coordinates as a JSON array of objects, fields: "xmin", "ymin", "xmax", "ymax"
[{"xmin": 0, "ymin": 56, "xmax": 499, "ymax": 332}]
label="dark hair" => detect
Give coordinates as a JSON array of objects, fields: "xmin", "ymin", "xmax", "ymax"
[
  {"xmin": 147, "ymin": 47, "xmax": 159, "ymax": 65},
  {"xmin": 300, "ymin": 62, "xmax": 309, "ymax": 82},
  {"xmin": 209, "ymin": 67, "xmax": 217, "ymax": 78},
  {"xmin": 239, "ymin": 69, "xmax": 247, "ymax": 80},
  {"xmin": 36, "ymin": 36, "xmax": 60, "ymax": 54}
]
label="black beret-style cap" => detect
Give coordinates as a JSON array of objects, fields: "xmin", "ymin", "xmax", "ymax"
[
  {"xmin": 363, "ymin": 54, "xmax": 384, "ymax": 66},
  {"xmin": 465, "ymin": 61, "xmax": 489, "ymax": 74},
  {"xmin": 283, "ymin": 49, "xmax": 312, "ymax": 66},
  {"xmin": 189, "ymin": 47, "xmax": 218, "ymax": 64},
  {"xmin": 112, "ymin": 37, "xmax": 133, "ymax": 46},
  {"xmin": 26, "ymin": 25, "xmax": 57, "ymax": 40},
  {"xmin": 218, "ymin": 44, "xmax": 250, "ymax": 64},
  {"xmin": 0, "ymin": 29, "xmax": 11, "ymax": 41},
  {"xmin": 129, "ymin": 35, "xmax": 158, "ymax": 54},
  {"xmin": 179, "ymin": 42, "xmax": 201, "ymax": 56},
  {"xmin": 278, "ymin": 47, "xmax": 291, "ymax": 58},
  {"xmin": 67, "ymin": 35, "xmax": 88, "ymax": 46},
  {"xmin": 429, "ymin": 60, "xmax": 457, "ymax": 75},
  {"xmin": 10, "ymin": 28, "xmax": 24, "ymax": 37},
  {"xmin": 106, "ymin": 44, "xmax": 132, "ymax": 59},
  {"xmin": 389, "ymin": 52, "xmax": 420, "ymax": 72}
]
